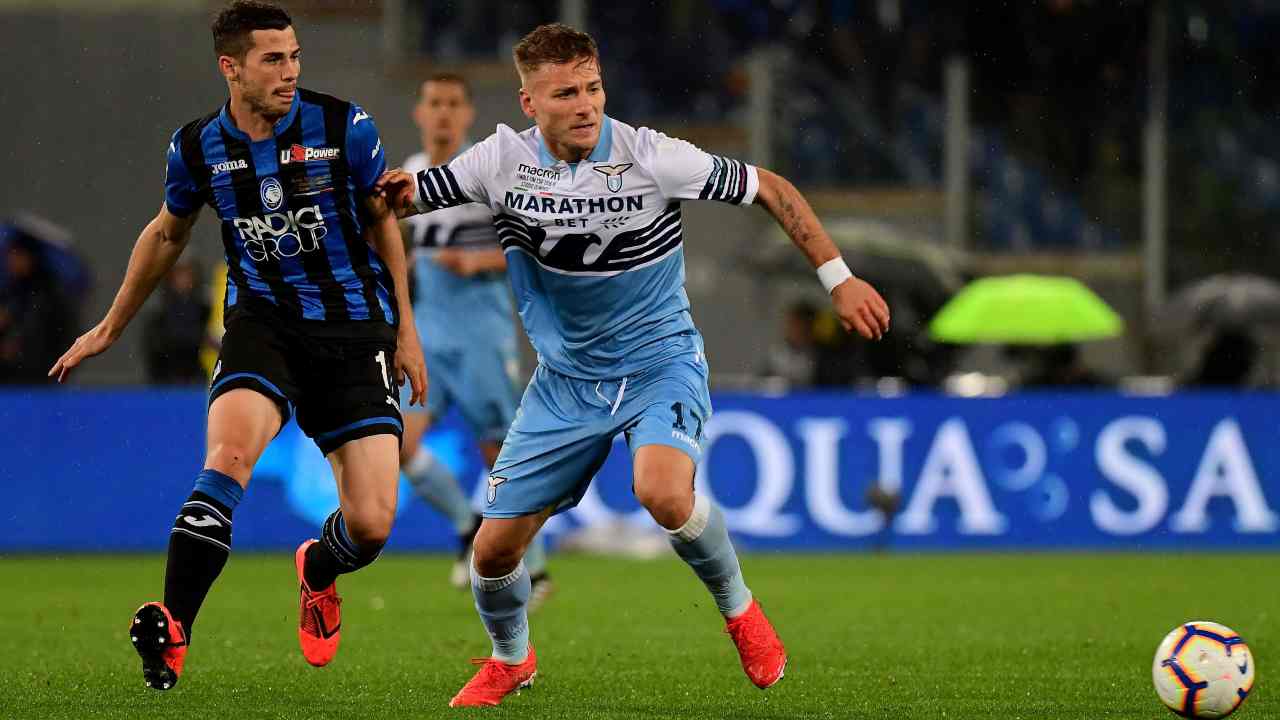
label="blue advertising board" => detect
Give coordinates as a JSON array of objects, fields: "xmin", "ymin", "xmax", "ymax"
[{"xmin": 2, "ymin": 389, "xmax": 1276, "ymax": 551}]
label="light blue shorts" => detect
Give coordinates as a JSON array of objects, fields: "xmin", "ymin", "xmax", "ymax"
[
  {"xmin": 400, "ymin": 342, "xmax": 520, "ymax": 444},
  {"xmin": 483, "ymin": 344, "xmax": 712, "ymax": 518}
]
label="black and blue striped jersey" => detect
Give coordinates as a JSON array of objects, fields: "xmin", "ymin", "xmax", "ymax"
[{"xmin": 164, "ymin": 89, "xmax": 396, "ymax": 329}]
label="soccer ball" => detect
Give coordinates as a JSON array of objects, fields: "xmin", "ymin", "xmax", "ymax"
[{"xmin": 1153, "ymin": 621, "xmax": 1255, "ymax": 718}]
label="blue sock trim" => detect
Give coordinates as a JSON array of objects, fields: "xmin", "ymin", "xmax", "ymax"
[
  {"xmin": 321, "ymin": 510, "xmax": 361, "ymax": 567},
  {"xmin": 334, "ymin": 513, "xmax": 360, "ymax": 556},
  {"xmin": 194, "ymin": 469, "xmax": 244, "ymax": 511},
  {"xmin": 670, "ymin": 502, "xmax": 751, "ymax": 616}
]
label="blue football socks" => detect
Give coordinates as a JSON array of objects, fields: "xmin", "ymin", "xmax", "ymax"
[
  {"xmin": 667, "ymin": 493, "xmax": 752, "ymax": 618},
  {"xmin": 472, "ymin": 561, "xmax": 532, "ymax": 663},
  {"xmin": 405, "ymin": 447, "xmax": 475, "ymax": 534}
]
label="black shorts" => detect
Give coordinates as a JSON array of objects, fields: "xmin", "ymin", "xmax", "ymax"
[{"xmin": 209, "ymin": 312, "xmax": 403, "ymax": 455}]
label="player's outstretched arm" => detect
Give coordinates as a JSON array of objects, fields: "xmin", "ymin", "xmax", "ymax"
[
  {"xmin": 753, "ymin": 168, "xmax": 890, "ymax": 340},
  {"xmin": 363, "ymin": 193, "xmax": 428, "ymax": 406},
  {"xmin": 372, "ymin": 168, "xmax": 422, "ymax": 220},
  {"xmin": 48, "ymin": 206, "xmax": 199, "ymax": 382}
]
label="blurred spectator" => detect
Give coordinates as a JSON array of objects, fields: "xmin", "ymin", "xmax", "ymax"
[
  {"xmin": 0, "ymin": 231, "xmax": 74, "ymax": 383},
  {"xmin": 1186, "ymin": 328, "xmax": 1259, "ymax": 388},
  {"xmin": 142, "ymin": 261, "xmax": 210, "ymax": 385},
  {"xmin": 1018, "ymin": 344, "xmax": 1108, "ymax": 389},
  {"xmin": 758, "ymin": 301, "xmax": 818, "ymax": 389},
  {"xmin": 421, "ymin": 0, "xmax": 556, "ymax": 61}
]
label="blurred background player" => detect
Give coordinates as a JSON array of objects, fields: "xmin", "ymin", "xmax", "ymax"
[
  {"xmin": 48, "ymin": 0, "xmax": 425, "ymax": 690},
  {"xmin": 0, "ymin": 217, "xmax": 82, "ymax": 383},
  {"xmin": 142, "ymin": 260, "xmax": 211, "ymax": 385},
  {"xmin": 399, "ymin": 73, "xmax": 554, "ymax": 603},
  {"xmin": 378, "ymin": 23, "xmax": 890, "ymax": 707}
]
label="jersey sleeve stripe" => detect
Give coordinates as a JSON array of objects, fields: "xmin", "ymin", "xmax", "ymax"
[
  {"xmin": 697, "ymin": 156, "xmax": 719, "ymax": 200},
  {"xmin": 729, "ymin": 160, "xmax": 749, "ymax": 204},
  {"xmin": 437, "ymin": 168, "xmax": 459, "ymax": 205},
  {"xmin": 441, "ymin": 166, "xmax": 466, "ymax": 203},
  {"xmin": 713, "ymin": 157, "xmax": 730, "ymax": 199},
  {"xmin": 698, "ymin": 155, "xmax": 754, "ymax": 205},
  {"xmin": 429, "ymin": 169, "xmax": 451, "ymax": 204},
  {"xmin": 419, "ymin": 169, "xmax": 445, "ymax": 208},
  {"xmin": 414, "ymin": 167, "xmax": 469, "ymax": 211}
]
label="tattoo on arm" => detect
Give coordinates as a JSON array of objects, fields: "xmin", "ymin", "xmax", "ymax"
[{"xmin": 777, "ymin": 188, "xmax": 813, "ymax": 248}]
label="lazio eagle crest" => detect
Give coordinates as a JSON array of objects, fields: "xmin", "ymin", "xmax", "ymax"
[{"xmin": 593, "ymin": 162, "xmax": 634, "ymax": 193}]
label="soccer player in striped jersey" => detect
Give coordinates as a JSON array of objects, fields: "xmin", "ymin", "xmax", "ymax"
[
  {"xmin": 398, "ymin": 74, "xmax": 554, "ymax": 604},
  {"xmin": 49, "ymin": 1, "xmax": 426, "ymax": 690},
  {"xmin": 378, "ymin": 23, "xmax": 890, "ymax": 708}
]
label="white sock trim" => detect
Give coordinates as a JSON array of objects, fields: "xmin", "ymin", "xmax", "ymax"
[
  {"xmin": 493, "ymin": 645, "xmax": 530, "ymax": 664},
  {"xmin": 471, "ymin": 560, "xmax": 526, "ymax": 592},
  {"xmin": 725, "ymin": 591, "xmax": 754, "ymax": 619},
  {"xmin": 668, "ymin": 493, "xmax": 712, "ymax": 543}
]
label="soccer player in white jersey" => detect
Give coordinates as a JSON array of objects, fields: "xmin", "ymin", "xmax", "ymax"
[
  {"xmin": 398, "ymin": 73, "xmax": 554, "ymax": 602},
  {"xmin": 376, "ymin": 24, "xmax": 890, "ymax": 707}
]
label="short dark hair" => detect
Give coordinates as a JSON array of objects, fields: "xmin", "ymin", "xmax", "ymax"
[
  {"xmin": 212, "ymin": 1, "xmax": 292, "ymax": 60},
  {"xmin": 421, "ymin": 73, "xmax": 472, "ymax": 102},
  {"xmin": 512, "ymin": 23, "xmax": 599, "ymax": 78}
]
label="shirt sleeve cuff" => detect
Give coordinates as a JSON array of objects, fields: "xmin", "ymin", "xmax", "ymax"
[
  {"xmin": 739, "ymin": 164, "xmax": 760, "ymax": 206},
  {"xmin": 165, "ymin": 199, "xmax": 196, "ymax": 218}
]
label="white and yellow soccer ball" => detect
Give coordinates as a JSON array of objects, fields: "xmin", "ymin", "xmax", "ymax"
[{"xmin": 1153, "ymin": 621, "xmax": 1255, "ymax": 718}]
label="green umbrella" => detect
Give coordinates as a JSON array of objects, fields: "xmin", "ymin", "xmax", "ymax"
[{"xmin": 928, "ymin": 274, "xmax": 1124, "ymax": 344}]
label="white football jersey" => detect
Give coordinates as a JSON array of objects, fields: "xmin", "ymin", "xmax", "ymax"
[{"xmin": 411, "ymin": 116, "xmax": 759, "ymax": 379}]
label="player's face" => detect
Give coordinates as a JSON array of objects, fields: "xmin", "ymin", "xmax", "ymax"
[
  {"xmin": 520, "ymin": 57, "xmax": 605, "ymax": 160},
  {"xmin": 414, "ymin": 81, "xmax": 474, "ymax": 146},
  {"xmin": 222, "ymin": 27, "xmax": 301, "ymax": 118}
]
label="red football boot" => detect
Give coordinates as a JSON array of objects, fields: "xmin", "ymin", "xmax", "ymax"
[
  {"xmin": 295, "ymin": 540, "xmax": 342, "ymax": 667},
  {"xmin": 129, "ymin": 602, "xmax": 188, "ymax": 691},
  {"xmin": 448, "ymin": 646, "xmax": 538, "ymax": 707},
  {"xmin": 725, "ymin": 599, "xmax": 788, "ymax": 689}
]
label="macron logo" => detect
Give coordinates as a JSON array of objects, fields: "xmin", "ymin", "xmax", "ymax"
[
  {"xmin": 183, "ymin": 514, "xmax": 223, "ymax": 528},
  {"xmin": 353, "ymin": 111, "xmax": 370, "ymax": 126}
]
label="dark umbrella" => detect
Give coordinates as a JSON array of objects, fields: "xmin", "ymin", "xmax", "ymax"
[
  {"xmin": 0, "ymin": 214, "xmax": 90, "ymax": 303},
  {"xmin": 1161, "ymin": 273, "xmax": 1280, "ymax": 331}
]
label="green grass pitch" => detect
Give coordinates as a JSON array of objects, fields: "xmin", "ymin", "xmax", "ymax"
[{"xmin": 0, "ymin": 553, "xmax": 1271, "ymax": 719}]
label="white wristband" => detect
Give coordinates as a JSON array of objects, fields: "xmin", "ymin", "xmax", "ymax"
[{"xmin": 816, "ymin": 257, "xmax": 853, "ymax": 294}]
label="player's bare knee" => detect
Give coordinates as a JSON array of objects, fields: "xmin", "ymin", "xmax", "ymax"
[
  {"xmin": 636, "ymin": 481, "xmax": 695, "ymax": 530},
  {"xmin": 349, "ymin": 524, "xmax": 391, "ymax": 549},
  {"xmin": 343, "ymin": 507, "xmax": 394, "ymax": 548},
  {"xmin": 472, "ymin": 535, "xmax": 524, "ymax": 578},
  {"xmin": 204, "ymin": 441, "xmax": 259, "ymax": 480},
  {"xmin": 350, "ymin": 512, "xmax": 394, "ymax": 545}
]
